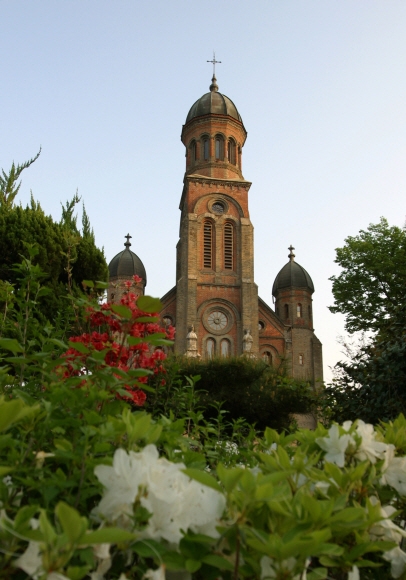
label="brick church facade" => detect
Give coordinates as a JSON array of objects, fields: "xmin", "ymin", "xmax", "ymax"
[{"xmin": 108, "ymin": 75, "xmax": 323, "ymax": 387}]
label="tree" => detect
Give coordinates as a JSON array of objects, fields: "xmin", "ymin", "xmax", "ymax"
[
  {"xmin": 323, "ymin": 301, "xmax": 406, "ymax": 424},
  {"xmin": 0, "ymin": 153, "xmax": 108, "ymax": 330},
  {"xmin": 329, "ymin": 217, "xmax": 406, "ymax": 334}
]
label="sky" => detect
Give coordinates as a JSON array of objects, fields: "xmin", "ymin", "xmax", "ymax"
[{"xmin": 2, "ymin": 1, "xmax": 406, "ymax": 382}]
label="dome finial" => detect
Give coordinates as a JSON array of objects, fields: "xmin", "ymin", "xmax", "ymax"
[
  {"xmin": 288, "ymin": 245, "xmax": 295, "ymax": 261},
  {"xmin": 124, "ymin": 233, "xmax": 132, "ymax": 248},
  {"xmin": 207, "ymin": 52, "xmax": 221, "ymax": 92}
]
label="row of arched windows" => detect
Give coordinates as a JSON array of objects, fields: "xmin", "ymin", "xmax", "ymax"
[
  {"xmin": 203, "ymin": 220, "xmax": 235, "ymax": 271},
  {"xmin": 206, "ymin": 337, "xmax": 231, "ymax": 358},
  {"xmin": 190, "ymin": 136, "xmax": 240, "ymax": 166},
  {"xmin": 278, "ymin": 304, "xmax": 312, "ymax": 320}
]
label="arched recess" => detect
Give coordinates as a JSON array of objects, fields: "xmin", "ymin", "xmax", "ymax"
[
  {"xmin": 193, "ymin": 193, "xmax": 245, "ymax": 218},
  {"xmin": 206, "ymin": 337, "xmax": 216, "ymax": 359},
  {"xmin": 227, "ymin": 139, "xmax": 236, "ymax": 164},
  {"xmin": 189, "ymin": 140, "xmax": 197, "ymax": 163},
  {"xmin": 215, "ymin": 134, "xmax": 225, "ymax": 160},
  {"xmin": 202, "ymin": 219, "xmax": 215, "ymax": 269},
  {"xmin": 220, "ymin": 338, "xmax": 231, "ymax": 357},
  {"xmin": 224, "ymin": 221, "xmax": 235, "ymax": 271},
  {"xmin": 260, "ymin": 345, "xmax": 278, "ymax": 366},
  {"xmin": 201, "ymin": 135, "xmax": 210, "ymax": 161}
]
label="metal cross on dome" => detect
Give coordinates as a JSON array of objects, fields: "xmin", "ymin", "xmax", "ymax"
[
  {"xmin": 125, "ymin": 233, "xmax": 132, "ymax": 247},
  {"xmin": 207, "ymin": 52, "xmax": 221, "ymax": 76}
]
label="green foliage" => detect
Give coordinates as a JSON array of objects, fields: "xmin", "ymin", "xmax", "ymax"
[
  {"xmin": 0, "ymin": 148, "xmax": 41, "ymax": 208},
  {"xmin": 147, "ymin": 355, "xmax": 316, "ymax": 432},
  {"xmin": 329, "ymin": 217, "xmax": 406, "ymax": 334},
  {"xmin": 323, "ymin": 302, "xmax": 406, "ymax": 425},
  {"xmin": 0, "ymin": 155, "xmax": 108, "ymax": 335}
]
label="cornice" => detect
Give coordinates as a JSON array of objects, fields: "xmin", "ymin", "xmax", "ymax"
[{"xmin": 185, "ymin": 174, "xmax": 252, "ymax": 191}]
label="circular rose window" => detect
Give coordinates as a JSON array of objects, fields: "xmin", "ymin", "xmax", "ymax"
[
  {"xmin": 212, "ymin": 202, "xmax": 225, "ymax": 214},
  {"xmin": 207, "ymin": 310, "xmax": 228, "ymax": 331}
]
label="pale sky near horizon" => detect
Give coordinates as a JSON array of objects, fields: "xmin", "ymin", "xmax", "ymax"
[{"xmin": 2, "ymin": 1, "xmax": 406, "ymax": 382}]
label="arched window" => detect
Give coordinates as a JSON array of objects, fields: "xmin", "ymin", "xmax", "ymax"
[
  {"xmin": 224, "ymin": 222, "xmax": 234, "ymax": 270},
  {"xmin": 308, "ymin": 305, "xmax": 312, "ymax": 319},
  {"xmin": 284, "ymin": 304, "xmax": 289, "ymax": 319},
  {"xmin": 206, "ymin": 338, "xmax": 215, "ymax": 359},
  {"xmin": 203, "ymin": 138, "xmax": 209, "ymax": 160},
  {"xmin": 262, "ymin": 351, "xmax": 272, "ymax": 364},
  {"xmin": 299, "ymin": 354, "xmax": 304, "ymax": 366},
  {"xmin": 191, "ymin": 140, "xmax": 197, "ymax": 162},
  {"xmin": 215, "ymin": 136, "xmax": 224, "ymax": 160},
  {"xmin": 220, "ymin": 339, "xmax": 230, "ymax": 357},
  {"xmin": 227, "ymin": 140, "xmax": 236, "ymax": 164},
  {"xmin": 203, "ymin": 220, "xmax": 213, "ymax": 269},
  {"xmin": 238, "ymin": 146, "xmax": 242, "ymax": 168},
  {"xmin": 297, "ymin": 304, "xmax": 302, "ymax": 318}
]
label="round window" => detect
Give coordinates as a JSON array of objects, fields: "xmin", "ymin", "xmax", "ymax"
[
  {"xmin": 212, "ymin": 202, "xmax": 225, "ymax": 214},
  {"xmin": 207, "ymin": 311, "xmax": 228, "ymax": 331}
]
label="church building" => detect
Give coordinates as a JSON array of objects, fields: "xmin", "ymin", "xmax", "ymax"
[{"xmin": 108, "ymin": 74, "xmax": 323, "ymax": 387}]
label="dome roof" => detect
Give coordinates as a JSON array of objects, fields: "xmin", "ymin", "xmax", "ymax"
[
  {"xmin": 108, "ymin": 235, "xmax": 147, "ymax": 286},
  {"xmin": 185, "ymin": 75, "xmax": 243, "ymax": 124},
  {"xmin": 272, "ymin": 247, "xmax": 314, "ymax": 296}
]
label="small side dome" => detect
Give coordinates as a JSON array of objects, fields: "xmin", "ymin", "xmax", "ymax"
[
  {"xmin": 185, "ymin": 75, "xmax": 243, "ymax": 124},
  {"xmin": 272, "ymin": 246, "xmax": 314, "ymax": 296},
  {"xmin": 108, "ymin": 234, "xmax": 147, "ymax": 286}
]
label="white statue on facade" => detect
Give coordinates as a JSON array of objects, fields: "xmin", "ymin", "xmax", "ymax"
[
  {"xmin": 242, "ymin": 328, "xmax": 254, "ymax": 357},
  {"xmin": 185, "ymin": 325, "xmax": 200, "ymax": 358}
]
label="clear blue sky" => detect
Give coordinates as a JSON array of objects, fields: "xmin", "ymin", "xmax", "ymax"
[{"xmin": 2, "ymin": 1, "xmax": 406, "ymax": 381}]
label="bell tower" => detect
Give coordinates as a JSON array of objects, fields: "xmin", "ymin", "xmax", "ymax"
[{"xmin": 174, "ymin": 75, "xmax": 259, "ymax": 357}]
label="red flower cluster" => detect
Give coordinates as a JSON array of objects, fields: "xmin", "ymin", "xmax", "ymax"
[{"xmin": 62, "ymin": 279, "xmax": 175, "ymax": 406}]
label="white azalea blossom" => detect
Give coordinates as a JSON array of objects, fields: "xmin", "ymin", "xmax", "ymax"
[
  {"xmin": 89, "ymin": 543, "xmax": 112, "ymax": 580},
  {"xmin": 94, "ymin": 444, "xmax": 226, "ymax": 544},
  {"xmin": 347, "ymin": 565, "xmax": 359, "ymax": 580},
  {"xmin": 381, "ymin": 452, "xmax": 406, "ymax": 496},
  {"xmin": 260, "ymin": 556, "xmax": 305, "ymax": 580},
  {"xmin": 369, "ymin": 497, "xmax": 406, "ymax": 544},
  {"xmin": 354, "ymin": 420, "xmax": 389, "ymax": 464},
  {"xmin": 14, "ymin": 540, "xmax": 43, "ymax": 579},
  {"xmin": 316, "ymin": 424, "xmax": 354, "ymax": 467},
  {"xmin": 383, "ymin": 547, "xmax": 406, "ymax": 578},
  {"xmin": 143, "ymin": 565, "xmax": 166, "ymax": 580}
]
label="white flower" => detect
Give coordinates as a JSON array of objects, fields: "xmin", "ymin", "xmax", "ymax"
[
  {"xmin": 383, "ymin": 547, "xmax": 406, "ymax": 578},
  {"xmin": 342, "ymin": 421, "xmax": 353, "ymax": 432},
  {"xmin": 260, "ymin": 556, "xmax": 304, "ymax": 579},
  {"xmin": 143, "ymin": 565, "xmax": 166, "ymax": 580},
  {"xmin": 347, "ymin": 565, "xmax": 359, "ymax": 580},
  {"xmin": 89, "ymin": 543, "xmax": 112, "ymax": 580},
  {"xmin": 381, "ymin": 453, "xmax": 406, "ymax": 496},
  {"xmin": 94, "ymin": 445, "xmax": 226, "ymax": 544},
  {"xmin": 316, "ymin": 425, "xmax": 354, "ymax": 467},
  {"xmin": 14, "ymin": 540, "xmax": 42, "ymax": 579},
  {"xmin": 47, "ymin": 574, "xmax": 70, "ymax": 580},
  {"xmin": 34, "ymin": 451, "xmax": 55, "ymax": 469},
  {"xmin": 369, "ymin": 497, "xmax": 406, "ymax": 544},
  {"xmin": 354, "ymin": 420, "xmax": 389, "ymax": 464}
]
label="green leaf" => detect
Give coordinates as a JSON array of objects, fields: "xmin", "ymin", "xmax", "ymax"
[
  {"xmin": 182, "ymin": 468, "xmax": 223, "ymax": 493},
  {"xmin": 307, "ymin": 568, "xmax": 328, "ymax": 580},
  {"xmin": 133, "ymin": 539, "xmax": 167, "ymax": 558},
  {"xmin": 0, "ymin": 466, "xmax": 13, "ymax": 477},
  {"xmin": 134, "ymin": 316, "xmax": 159, "ymax": 323},
  {"xmin": 79, "ymin": 528, "xmax": 135, "ymax": 545},
  {"xmin": 110, "ymin": 304, "xmax": 132, "ymax": 318},
  {"xmin": 81, "ymin": 280, "xmax": 94, "ymax": 288},
  {"xmin": 217, "ymin": 463, "xmax": 244, "ymax": 492},
  {"xmin": 0, "ymin": 338, "xmax": 24, "ymax": 353},
  {"xmin": 202, "ymin": 554, "xmax": 234, "ymax": 570},
  {"xmin": 137, "ymin": 295, "xmax": 162, "ymax": 313},
  {"xmin": 68, "ymin": 341, "xmax": 89, "ymax": 354},
  {"xmin": 0, "ymin": 397, "xmax": 39, "ymax": 432},
  {"xmin": 56, "ymin": 501, "xmax": 87, "ymax": 543},
  {"xmin": 185, "ymin": 559, "xmax": 202, "ymax": 573}
]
